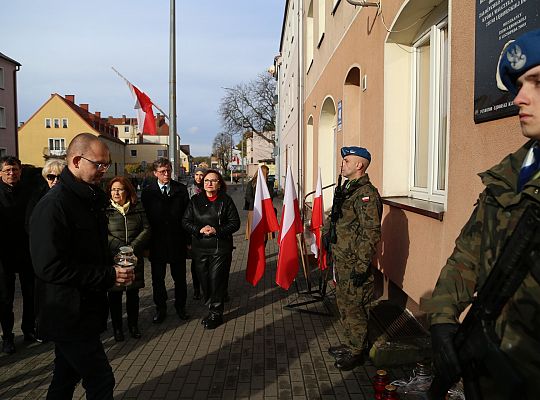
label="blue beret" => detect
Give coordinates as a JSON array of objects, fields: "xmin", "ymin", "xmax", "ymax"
[
  {"xmin": 341, "ymin": 146, "xmax": 371, "ymax": 162},
  {"xmin": 499, "ymin": 29, "xmax": 540, "ymax": 95}
]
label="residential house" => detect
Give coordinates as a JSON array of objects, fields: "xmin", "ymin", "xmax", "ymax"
[
  {"xmin": 246, "ymin": 131, "xmax": 275, "ymax": 178},
  {"xmin": 275, "ymin": 0, "xmax": 533, "ymax": 319},
  {"xmin": 0, "ymin": 52, "xmax": 21, "ymax": 157},
  {"xmin": 274, "ymin": 0, "xmax": 302, "ymax": 194},
  {"xmin": 18, "ymin": 94, "xmax": 125, "ymax": 177}
]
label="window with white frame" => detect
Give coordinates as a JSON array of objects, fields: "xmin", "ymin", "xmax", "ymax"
[
  {"xmin": 0, "ymin": 67, "xmax": 4, "ymax": 89},
  {"xmin": 124, "ymin": 126, "xmax": 129, "ymax": 132},
  {"xmin": 45, "ymin": 118, "xmax": 51, "ymax": 128},
  {"xmin": 62, "ymin": 118, "xmax": 68, "ymax": 128},
  {"xmin": 0, "ymin": 107, "xmax": 5, "ymax": 128},
  {"xmin": 53, "ymin": 118, "xmax": 60, "ymax": 128},
  {"xmin": 306, "ymin": 1, "xmax": 314, "ymax": 71},
  {"xmin": 318, "ymin": 0, "xmax": 325, "ymax": 45},
  {"xmin": 48, "ymin": 138, "xmax": 66, "ymax": 156},
  {"xmin": 410, "ymin": 21, "xmax": 448, "ymax": 203}
]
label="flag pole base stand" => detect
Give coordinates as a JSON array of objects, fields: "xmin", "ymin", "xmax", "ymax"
[{"xmin": 283, "ymin": 294, "xmax": 333, "ymax": 317}]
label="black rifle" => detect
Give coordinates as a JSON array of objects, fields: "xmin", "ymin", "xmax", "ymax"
[
  {"xmin": 323, "ymin": 174, "xmax": 344, "ymax": 270},
  {"xmin": 429, "ymin": 204, "xmax": 540, "ymax": 400}
]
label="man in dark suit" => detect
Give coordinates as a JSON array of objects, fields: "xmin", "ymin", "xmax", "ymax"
[
  {"xmin": 141, "ymin": 158, "xmax": 190, "ymax": 323},
  {"xmin": 0, "ymin": 156, "xmax": 36, "ymax": 354}
]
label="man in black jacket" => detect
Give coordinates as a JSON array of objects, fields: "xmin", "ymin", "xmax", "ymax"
[
  {"xmin": 142, "ymin": 158, "xmax": 190, "ymax": 323},
  {"xmin": 30, "ymin": 133, "xmax": 133, "ymax": 399},
  {"xmin": 0, "ymin": 156, "xmax": 36, "ymax": 354}
]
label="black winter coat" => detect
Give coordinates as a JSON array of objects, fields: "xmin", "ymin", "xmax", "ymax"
[
  {"xmin": 29, "ymin": 168, "xmax": 116, "ymax": 341},
  {"xmin": 0, "ymin": 179, "xmax": 33, "ymax": 270},
  {"xmin": 141, "ymin": 179, "xmax": 190, "ymax": 263},
  {"xmin": 106, "ymin": 201, "xmax": 151, "ymax": 291},
  {"xmin": 182, "ymin": 192, "xmax": 240, "ymax": 256}
]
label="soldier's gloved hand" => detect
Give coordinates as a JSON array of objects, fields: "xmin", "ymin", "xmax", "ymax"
[{"xmin": 430, "ymin": 323, "xmax": 461, "ymax": 385}]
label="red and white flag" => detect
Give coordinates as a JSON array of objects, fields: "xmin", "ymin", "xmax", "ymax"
[
  {"xmin": 276, "ymin": 166, "xmax": 303, "ymax": 289},
  {"xmin": 310, "ymin": 168, "xmax": 328, "ymax": 270},
  {"xmin": 246, "ymin": 167, "xmax": 280, "ymax": 286},
  {"xmin": 128, "ymin": 83, "xmax": 157, "ymax": 135}
]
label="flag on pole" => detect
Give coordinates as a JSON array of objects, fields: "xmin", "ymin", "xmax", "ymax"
[
  {"xmin": 310, "ymin": 168, "xmax": 328, "ymax": 270},
  {"xmin": 128, "ymin": 83, "xmax": 157, "ymax": 135},
  {"xmin": 246, "ymin": 167, "xmax": 280, "ymax": 286},
  {"xmin": 276, "ymin": 166, "xmax": 303, "ymax": 289},
  {"xmin": 112, "ymin": 67, "xmax": 157, "ymax": 135}
]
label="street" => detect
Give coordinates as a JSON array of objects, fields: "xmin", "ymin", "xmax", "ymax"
[{"xmin": 0, "ymin": 184, "xmax": 411, "ymax": 399}]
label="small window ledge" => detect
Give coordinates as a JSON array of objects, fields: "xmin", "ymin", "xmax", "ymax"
[{"xmin": 382, "ymin": 196, "xmax": 445, "ymax": 221}]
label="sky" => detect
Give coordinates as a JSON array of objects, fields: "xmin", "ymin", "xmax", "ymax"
[{"xmin": 1, "ymin": 1, "xmax": 285, "ymax": 156}]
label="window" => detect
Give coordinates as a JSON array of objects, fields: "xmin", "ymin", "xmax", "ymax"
[
  {"xmin": 157, "ymin": 149, "xmax": 167, "ymax": 158},
  {"xmin": 45, "ymin": 118, "xmax": 51, "ymax": 128},
  {"xmin": 124, "ymin": 139, "xmax": 130, "ymax": 144},
  {"xmin": 48, "ymin": 138, "xmax": 66, "ymax": 156},
  {"xmin": 306, "ymin": 1, "xmax": 314, "ymax": 71},
  {"xmin": 0, "ymin": 148, "xmax": 6, "ymax": 158},
  {"xmin": 0, "ymin": 107, "xmax": 5, "ymax": 128},
  {"xmin": 130, "ymin": 149, "xmax": 137, "ymax": 157},
  {"xmin": 410, "ymin": 21, "xmax": 448, "ymax": 202},
  {"xmin": 318, "ymin": 0, "xmax": 325, "ymax": 45},
  {"xmin": 62, "ymin": 118, "xmax": 68, "ymax": 128},
  {"xmin": 53, "ymin": 118, "xmax": 60, "ymax": 128},
  {"xmin": 0, "ymin": 67, "xmax": 4, "ymax": 89},
  {"xmin": 124, "ymin": 126, "xmax": 129, "ymax": 132}
]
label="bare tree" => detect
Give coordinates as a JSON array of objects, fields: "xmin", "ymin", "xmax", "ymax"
[
  {"xmin": 219, "ymin": 73, "xmax": 276, "ymax": 146},
  {"xmin": 212, "ymin": 132, "xmax": 233, "ymax": 171}
]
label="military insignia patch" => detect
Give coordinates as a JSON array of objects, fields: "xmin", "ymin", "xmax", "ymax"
[
  {"xmin": 362, "ymin": 196, "xmax": 370, "ymax": 202},
  {"xmin": 506, "ymin": 44, "xmax": 526, "ymax": 70}
]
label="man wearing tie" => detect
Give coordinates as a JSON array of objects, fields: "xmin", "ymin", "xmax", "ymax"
[{"xmin": 142, "ymin": 158, "xmax": 190, "ymax": 323}]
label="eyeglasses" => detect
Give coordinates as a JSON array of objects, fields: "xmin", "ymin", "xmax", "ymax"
[
  {"xmin": 204, "ymin": 179, "xmax": 219, "ymax": 184},
  {"xmin": 46, "ymin": 174, "xmax": 60, "ymax": 181},
  {"xmin": 1, "ymin": 167, "xmax": 20, "ymax": 175},
  {"xmin": 111, "ymin": 188, "xmax": 125, "ymax": 193},
  {"xmin": 156, "ymin": 169, "xmax": 172, "ymax": 175},
  {"xmin": 79, "ymin": 156, "xmax": 111, "ymax": 171}
]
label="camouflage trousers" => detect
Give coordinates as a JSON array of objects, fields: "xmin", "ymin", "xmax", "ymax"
[{"xmin": 335, "ymin": 265, "xmax": 374, "ymax": 355}]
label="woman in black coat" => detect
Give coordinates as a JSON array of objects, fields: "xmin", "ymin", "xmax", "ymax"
[
  {"xmin": 106, "ymin": 176, "xmax": 151, "ymax": 341},
  {"xmin": 182, "ymin": 170, "xmax": 240, "ymax": 329}
]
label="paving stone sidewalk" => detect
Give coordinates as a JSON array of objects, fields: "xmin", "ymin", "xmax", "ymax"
[{"xmin": 0, "ymin": 183, "xmax": 413, "ymax": 399}]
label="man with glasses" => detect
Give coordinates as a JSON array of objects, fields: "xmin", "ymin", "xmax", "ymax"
[
  {"xmin": 29, "ymin": 133, "xmax": 133, "ymax": 398},
  {"xmin": 0, "ymin": 155, "xmax": 36, "ymax": 354},
  {"xmin": 142, "ymin": 157, "xmax": 191, "ymax": 323}
]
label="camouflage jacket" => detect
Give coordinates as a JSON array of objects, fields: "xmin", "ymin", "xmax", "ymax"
[
  {"xmin": 422, "ymin": 139, "xmax": 540, "ymax": 390},
  {"xmin": 323, "ymin": 174, "xmax": 382, "ymax": 273}
]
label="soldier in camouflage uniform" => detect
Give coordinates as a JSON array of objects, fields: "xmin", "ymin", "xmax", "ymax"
[
  {"xmin": 324, "ymin": 146, "xmax": 382, "ymax": 371},
  {"xmin": 421, "ymin": 29, "xmax": 540, "ymax": 399}
]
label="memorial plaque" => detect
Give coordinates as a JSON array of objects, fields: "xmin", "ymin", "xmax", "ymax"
[{"xmin": 474, "ymin": 0, "xmax": 539, "ymax": 123}]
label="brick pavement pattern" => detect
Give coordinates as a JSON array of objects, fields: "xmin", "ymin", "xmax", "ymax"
[{"xmin": 0, "ymin": 183, "xmax": 410, "ymax": 399}]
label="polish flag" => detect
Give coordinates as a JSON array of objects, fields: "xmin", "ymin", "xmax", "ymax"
[
  {"xmin": 128, "ymin": 83, "xmax": 157, "ymax": 135},
  {"xmin": 246, "ymin": 167, "xmax": 280, "ymax": 286},
  {"xmin": 276, "ymin": 166, "xmax": 303, "ymax": 289},
  {"xmin": 310, "ymin": 168, "xmax": 328, "ymax": 270}
]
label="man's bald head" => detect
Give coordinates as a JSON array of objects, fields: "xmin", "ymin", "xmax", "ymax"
[
  {"xmin": 66, "ymin": 133, "xmax": 103, "ymax": 162},
  {"xmin": 67, "ymin": 133, "xmax": 110, "ymax": 185}
]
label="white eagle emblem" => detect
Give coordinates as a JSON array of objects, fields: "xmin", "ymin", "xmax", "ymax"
[{"xmin": 506, "ymin": 44, "xmax": 527, "ymax": 70}]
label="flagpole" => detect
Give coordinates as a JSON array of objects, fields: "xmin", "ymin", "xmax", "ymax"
[{"xmin": 169, "ymin": 0, "xmax": 178, "ymax": 179}]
